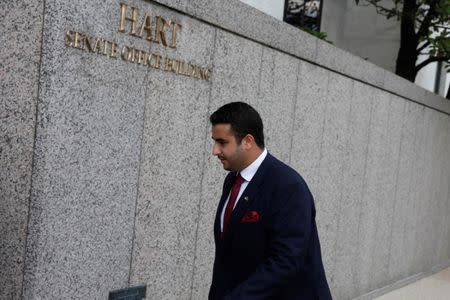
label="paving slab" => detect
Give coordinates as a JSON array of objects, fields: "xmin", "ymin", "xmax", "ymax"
[{"xmin": 375, "ymin": 267, "xmax": 450, "ymax": 300}]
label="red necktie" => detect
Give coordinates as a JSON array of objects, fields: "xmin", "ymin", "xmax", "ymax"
[{"xmin": 223, "ymin": 174, "xmax": 245, "ymax": 233}]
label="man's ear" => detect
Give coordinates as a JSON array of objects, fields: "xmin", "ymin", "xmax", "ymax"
[{"xmin": 241, "ymin": 134, "xmax": 256, "ymax": 150}]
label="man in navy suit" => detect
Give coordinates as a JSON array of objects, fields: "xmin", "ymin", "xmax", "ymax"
[{"xmin": 208, "ymin": 102, "xmax": 332, "ymax": 300}]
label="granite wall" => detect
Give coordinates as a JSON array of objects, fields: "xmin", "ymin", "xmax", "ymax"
[
  {"xmin": 1, "ymin": 0, "xmax": 449, "ymax": 299},
  {"xmin": 1, "ymin": 1, "xmax": 44, "ymax": 299}
]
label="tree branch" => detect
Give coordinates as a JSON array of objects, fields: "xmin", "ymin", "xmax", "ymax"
[
  {"xmin": 417, "ymin": 0, "xmax": 440, "ymax": 38},
  {"xmin": 417, "ymin": 41, "xmax": 431, "ymax": 53},
  {"xmin": 357, "ymin": 0, "xmax": 401, "ymax": 19},
  {"xmin": 415, "ymin": 56, "xmax": 450, "ymax": 73},
  {"xmin": 434, "ymin": 24, "xmax": 450, "ymax": 30}
]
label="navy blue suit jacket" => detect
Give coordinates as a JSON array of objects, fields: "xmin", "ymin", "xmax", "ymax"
[{"xmin": 209, "ymin": 153, "xmax": 332, "ymax": 300}]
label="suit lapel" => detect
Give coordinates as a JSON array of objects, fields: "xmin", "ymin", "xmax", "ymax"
[
  {"xmin": 222, "ymin": 154, "xmax": 275, "ymax": 242},
  {"xmin": 226, "ymin": 180, "xmax": 261, "ymax": 230}
]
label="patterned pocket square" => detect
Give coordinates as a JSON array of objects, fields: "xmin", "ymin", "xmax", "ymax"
[{"xmin": 241, "ymin": 211, "xmax": 260, "ymax": 222}]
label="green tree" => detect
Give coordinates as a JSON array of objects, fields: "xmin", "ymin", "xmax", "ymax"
[{"xmin": 355, "ymin": 0, "xmax": 450, "ymax": 98}]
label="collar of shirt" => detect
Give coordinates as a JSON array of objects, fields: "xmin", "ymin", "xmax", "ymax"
[{"xmin": 239, "ymin": 148, "xmax": 268, "ymax": 182}]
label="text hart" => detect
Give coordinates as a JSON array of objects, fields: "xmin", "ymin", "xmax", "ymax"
[{"xmin": 119, "ymin": 2, "xmax": 182, "ymax": 48}]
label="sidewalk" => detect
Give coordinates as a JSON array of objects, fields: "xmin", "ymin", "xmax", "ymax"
[{"xmin": 374, "ymin": 267, "xmax": 450, "ymax": 300}]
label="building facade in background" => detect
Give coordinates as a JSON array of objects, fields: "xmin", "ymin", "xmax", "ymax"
[{"xmin": 240, "ymin": 0, "xmax": 450, "ymax": 97}]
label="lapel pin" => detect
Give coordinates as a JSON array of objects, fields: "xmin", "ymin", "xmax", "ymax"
[{"xmin": 244, "ymin": 196, "xmax": 249, "ymax": 201}]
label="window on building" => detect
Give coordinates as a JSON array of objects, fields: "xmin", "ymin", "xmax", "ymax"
[{"xmin": 283, "ymin": 0, "xmax": 322, "ymax": 31}]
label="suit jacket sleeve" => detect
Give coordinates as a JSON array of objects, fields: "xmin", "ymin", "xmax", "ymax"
[{"xmin": 224, "ymin": 181, "xmax": 313, "ymax": 300}]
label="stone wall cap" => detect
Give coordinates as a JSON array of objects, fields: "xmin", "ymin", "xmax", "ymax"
[{"xmin": 150, "ymin": 0, "xmax": 450, "ymax": 115}]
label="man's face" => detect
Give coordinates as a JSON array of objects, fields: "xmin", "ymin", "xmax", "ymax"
[{"xmin": 211, "ymin": 124, "xmax": 245, "ymax": 171}]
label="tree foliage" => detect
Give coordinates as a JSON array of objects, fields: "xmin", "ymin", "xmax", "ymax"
[{"xmin": 356, "ymin": 0, "xmax": 450, "ymax": 97}]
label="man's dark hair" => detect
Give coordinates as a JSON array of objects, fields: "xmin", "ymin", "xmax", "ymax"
[{"xmin": 210, "ymin": 102, "xmax": 265, "ymax": 148}]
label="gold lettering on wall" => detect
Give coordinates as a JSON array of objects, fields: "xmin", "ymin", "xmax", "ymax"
[
  {"xmin": 110, "ymin": 42, "xmax": 118, "ymax": 58},
  {"xmin": 118, "ymin": 2, "xmax": 182, "ymax": 48},
  {"xmin": 85, "ymin": 36, "xmax": 102, "ymax": 53},
  {"xmin": 170, "ymin": 22, "xmax": 181, "ymax": 48},
  {"xmin": 118, "ymin": 3, "xmax": 139, "ymax": 35},
  {"xmin": 139, "ymin": 14, "xmax": 153, "ymax": 41},
  {"xmin": 155, "ymin": 16, "xmax": 170, "ymax": 47},
  {"xmin": 64, "ymin": 2, "xmax": 211, "ymax": 81},
  {"xmin": 65, "ymin": 31, "xmax": 118, "ymax": 58},
  {"xmin": 153, "ymin": 54, "xmax": 162, "ymax": 69}
]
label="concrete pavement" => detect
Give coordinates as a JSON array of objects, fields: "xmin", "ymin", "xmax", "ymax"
[{"xmin": 374, "ymin": 267, "xmax": 450, "ymax": 300}]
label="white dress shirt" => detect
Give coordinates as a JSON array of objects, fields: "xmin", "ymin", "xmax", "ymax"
[{"xmin": 220, "ymin": 148, "xmax": 268, "ymax": 232}]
